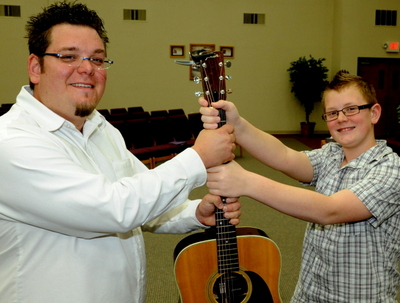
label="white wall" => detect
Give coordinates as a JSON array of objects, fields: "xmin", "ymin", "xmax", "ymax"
[{"xmin": 1, "ymin": 0, "xmax": 400, "ymax": 134}]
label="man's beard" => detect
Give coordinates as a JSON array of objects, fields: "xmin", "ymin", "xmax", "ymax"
[{"xmin": 75, "ymin": 104, "xmax": 96, "ymax": 117}]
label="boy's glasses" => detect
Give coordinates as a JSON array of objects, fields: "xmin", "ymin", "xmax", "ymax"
[
  {"xmin": 322, "ymin": 104, "xmax": 374, "ymax": 122},
  {"xmin": 41, "ymin": 53, "xmax": 113, "ymax": 70}
]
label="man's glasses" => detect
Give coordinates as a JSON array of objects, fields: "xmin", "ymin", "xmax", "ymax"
[
  {"xmin": 322, "ymin": 104, "xmax": 374, "ymax": 122},
  {"xmin": 41, "ymin": 53, "xmax": 113, "ymax": 70}
]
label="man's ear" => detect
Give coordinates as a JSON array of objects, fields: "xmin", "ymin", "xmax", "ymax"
[
  {"xmin": 371, "ymin": 103, "xmax": 381, "ymax": 125},
  {"xmin": 28, "ymin": 54, "xmax": 41, "ymax": 85}
]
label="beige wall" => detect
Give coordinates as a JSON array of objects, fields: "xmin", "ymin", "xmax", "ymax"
[{"xmin": 1, "ymin": 0, "xmax": 400, "ymax": 134}]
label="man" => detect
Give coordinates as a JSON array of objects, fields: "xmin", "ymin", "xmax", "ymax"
[
  {"xmin": 0, "ymin": 2, "xmax": 239, "ymax": 303},
  {"xmin": 202, "ymin": 71, "xmax": 400, "ymax": 302}
]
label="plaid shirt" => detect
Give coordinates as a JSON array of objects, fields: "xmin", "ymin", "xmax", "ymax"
[{"xmin": 291, "ymin": 140, "xmax": 400, "ymax": 303}]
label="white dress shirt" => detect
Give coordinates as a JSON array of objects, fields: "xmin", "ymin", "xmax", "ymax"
[{"xmin": 0, "ymin": 86, "xmax": 207, "ymax": 303}]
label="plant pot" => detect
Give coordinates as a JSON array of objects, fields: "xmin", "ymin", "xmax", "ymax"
[{"xmin": 300, "ymin": 122, "xmax": 316, "ymax": 137}]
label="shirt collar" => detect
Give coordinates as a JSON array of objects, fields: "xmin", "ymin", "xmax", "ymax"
[
  {"xmin": 330, "ymin": 140, "xmax": 391, "ymax": 169},
  {"xmin": 17, "ymin": 85, "xmax": 106, "ymax": 132}
]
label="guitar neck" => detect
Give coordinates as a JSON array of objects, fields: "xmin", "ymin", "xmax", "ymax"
[
  {"xmin": 215, "ymin": 207, "xmax": 239, "ymax": 273},
  {"xmin": 217, "ymin": 108, "xmax": 227, "ymax": 128},
  {"xmin": 191, "ymin": 50, "xmax": 239, "ymax": 274}
]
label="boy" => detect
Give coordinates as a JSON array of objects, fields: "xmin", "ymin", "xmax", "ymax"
[{"xmin": 201, "ymin": 71, "xmax": 400, "ymax": 302}]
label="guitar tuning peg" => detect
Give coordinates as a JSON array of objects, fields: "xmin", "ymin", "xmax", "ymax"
[
  {"xmin": 227, "ymin": 89, "xmax": 233, "ymax": 94},
  {"xmin": 195, "ymin": 91, "xmax": 204, "ymax": 97},
  {"xmin": 225, "ymin": 75, "xmax": 232, "ymax": 80},
  {"xmin": 193, "ymin": 76, "xmax": 202, "ymax": 84},
  {"xmin": 225, "ymin": 61, "xmax": 232, "ymax": 68}
]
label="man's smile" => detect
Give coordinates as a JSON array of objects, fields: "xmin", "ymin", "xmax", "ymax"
[{"xmin": 71, "ymin": 83, "xmax": 94, "ymax": 88}]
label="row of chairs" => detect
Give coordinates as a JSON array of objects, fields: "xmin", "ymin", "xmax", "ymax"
[
  {"xmin": 102, "ymin": 109, "xmax": 204, "ymax": 168},
  {"xmin": 0, "ymin": 103, "xmax": 13, "ymax": 116},
  {"xmin": 99, "ymin": 106, "xmax": 243, "ymax": 168},
  {"xmin": 97, "ymin": 107, "xmax": 187, "ymax": 123},
  {"xmin": 100, "ymin": 107, "xmax": 185, "ymax": 117}
]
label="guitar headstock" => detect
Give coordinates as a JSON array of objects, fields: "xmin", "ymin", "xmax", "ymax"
[{"xmin": 190, "ymin": 50, "xmax": 232, "ymax": 107}]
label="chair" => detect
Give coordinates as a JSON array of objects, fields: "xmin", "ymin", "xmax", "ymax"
[
  {"xmin": 126, "ymin": 119, "xmax": 156, "ymax": 166},
  {"xmin": 109, "ymin": 120, "xmax": 131, "ymax": 148},
  {"xmin": 188, "ymin": 113, "xmax": 203, "ymax": 138},
  {"xmin": 0, "ymin": 103, "xmax": 13, "ymax": 116},
  {"xmin": 129, "ymin": 111, "xmax": 150, "ymax": 121},
  {"xmin": 236, "ymin": 143, "xmax": 244, "ymax": 158},
  {"xmin": 128, "ymin": 106, "xmax": 144, "ymax": 113},
  {"xmin": 1, "ymin": 103, "xmax": 13, "ymax": 110},
  {"xmin": 150, "ymin": 110, "xmax": 169, "ymax": 118},
  {"xmin": 97, "ymin": 109, "xmax": 110, "ymax": 118},
  {"xmin": 126, "ymin": 118, "xmax": 177, "ymax": 166},
  {"xmin": 168, "ymin": 114, "xmax": 195, "ymax": 146},
  {"xmin": 110, "ymin": 108, "xmax": 127, "ymax": 114},
  {"xmin": 140, "ymin": 157, "xmax": 154, "ymax": 169},
  {"xmin": 151, "ymin": 154, "xmax": 176, "ymax": 168},
  {"xmin": 168, "ymin": 108, "xmax": 185, "ymax": 116},
  {"xmin": 149, "ymin": 116, "xmax": 174, "ymax": 145},
  {"xmin": 108, "ymin": 112, "xmax": 130, "ymax": 122},
  {"xmin": 149, "ymin": 116, "xmax": 185, "ymax": 165},
  {"xmin": 126, "ymin": 119, "xmax": 154, "ymax": 149}
]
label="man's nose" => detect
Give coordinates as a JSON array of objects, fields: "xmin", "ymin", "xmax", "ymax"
[{"xmin": 76, "ymin": 58, "xmax": 95, "ymax": 73}]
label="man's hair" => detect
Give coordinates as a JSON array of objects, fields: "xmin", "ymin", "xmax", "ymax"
[
  {"xmin": 26, "ymin": 1, "xmax": 109, "ymax": 56},
  {"xmin": 25, "ymin": 1, "xmax": 109, "ymax": 89},
  {"xmin": 322, "ymin": 70, "xmax": 377, "ymax": 108}
]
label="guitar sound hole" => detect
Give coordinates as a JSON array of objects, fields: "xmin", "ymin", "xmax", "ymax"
[{"xmin": 212, "ymin": 272, "xmax": 248, "ymax": 303}]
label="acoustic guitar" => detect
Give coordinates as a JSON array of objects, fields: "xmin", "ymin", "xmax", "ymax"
[{"xmin": 173, "ymin": 50, "xmax": 282, "ymax": 303}]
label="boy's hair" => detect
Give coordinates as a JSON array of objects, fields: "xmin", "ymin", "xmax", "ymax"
[
  {"xmin": 25, "ymin": 1, "xmax": 109, "ymax": 89},
  {"xmin": 322, "ymin": 70, "xmax": 377, "ymax": 108}
]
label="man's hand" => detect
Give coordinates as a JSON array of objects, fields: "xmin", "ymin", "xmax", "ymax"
[
  {"xmin": 192, "ymin": 124, "xmax": 236, "ymax": 168},
  {"xmin": 196, "ymin": 194, "xmax": 241, "ymax": 226}
]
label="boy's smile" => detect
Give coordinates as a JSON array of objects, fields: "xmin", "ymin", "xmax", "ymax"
[{"xmin": 324, "ymin": 85, "xmax": 381, "ymax": 161}]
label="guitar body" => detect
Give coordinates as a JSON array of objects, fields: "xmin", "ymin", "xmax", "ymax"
[{"xmin": 174, "ymin": 227, "xmax": 282, "ymax": 303}]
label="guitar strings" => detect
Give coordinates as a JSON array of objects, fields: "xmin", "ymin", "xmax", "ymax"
[{"xmin": 203, "ymin": 55, "xmax": 234, "ymax": 303}]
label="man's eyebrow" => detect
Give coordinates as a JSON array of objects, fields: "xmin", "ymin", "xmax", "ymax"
[
  {"xmin": 57, "ymin": 47, "xmax": 105, "ymax": 54},
  {"xmin": 58, "ymin": 47, "xmax": 78, "ymax": 52}
]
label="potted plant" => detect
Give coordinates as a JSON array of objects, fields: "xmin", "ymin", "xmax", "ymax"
[{"xmin": 287, "ymin": 55, "xmax": 329, "ymax": 137}]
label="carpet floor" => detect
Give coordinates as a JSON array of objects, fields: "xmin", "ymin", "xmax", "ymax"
[{"xmin": 143, "ymin": 136, "xmax": 318, "ymax": 302}]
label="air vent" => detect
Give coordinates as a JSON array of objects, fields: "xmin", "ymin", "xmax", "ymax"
[
  {"xmin": 243, "ymin": 13, "xmax": 265, "ymax": 25},
  {"xmin": 0, "ymin": 5, "xmax": 21, "ymax": 17},
  {"xmin": 375, "ymin": 10, "xmax": 397, "ymax": 26},
  {"xmin": 123, "ymin": 9, "xmax": 146, "ymax": 21}
]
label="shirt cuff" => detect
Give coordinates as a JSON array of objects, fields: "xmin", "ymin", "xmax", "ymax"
[{"xmin": 174, "ymin": 148, "xmax": 207, "ymax": 189}]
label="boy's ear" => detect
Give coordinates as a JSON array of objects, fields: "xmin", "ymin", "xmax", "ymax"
[
  {"xmin": 28, "ymin": 54, "xmax": 41, "ymax": 85},
  {"xmin": 371, "ymin": 103, "xmax": 381, "ymax": 125}
]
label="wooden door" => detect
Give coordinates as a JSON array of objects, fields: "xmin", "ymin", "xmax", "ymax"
[{"xmin": 358, "ymin": 58, "xmax": 400, "ymax": 138}]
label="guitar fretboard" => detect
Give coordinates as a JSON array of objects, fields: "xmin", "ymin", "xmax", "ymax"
[{"xmin": 215, "ymin": 207, "xmax": 239, "ymax": 273}]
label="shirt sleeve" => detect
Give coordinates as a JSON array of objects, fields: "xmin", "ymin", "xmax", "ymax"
[
  {"xmin": 302, "ymin": 143, "xmax": 400, "ymax": 227},
  {"xmin": 348, "ymin": 155, "xmax": 400, "ymax": 227},
  {"xmin": 300, "ymin": 143, "xmax": 334, "ymax": 187},
  {"xmin": 142, "ymin": 198, "xmax": 208, "ymax": 234},
  {"xmin": 0, "ymin": 130, "xmax": 207, "ymax": 239}
]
